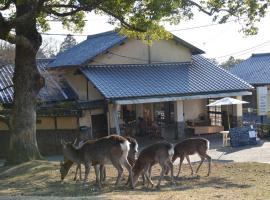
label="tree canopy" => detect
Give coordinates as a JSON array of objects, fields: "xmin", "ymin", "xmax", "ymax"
[{"xmin": 1, "ymin": 0, "xmax": 270, "ymax": 45}]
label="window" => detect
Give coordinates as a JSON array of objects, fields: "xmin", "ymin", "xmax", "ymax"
[{"xmin": 208, "ymin": 99, "xmax": 222, "ymax": 126}]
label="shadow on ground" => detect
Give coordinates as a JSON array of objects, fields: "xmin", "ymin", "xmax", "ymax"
[{"xmin": 0, "ymin": 160, "xmax": 256, "ymax": 197}]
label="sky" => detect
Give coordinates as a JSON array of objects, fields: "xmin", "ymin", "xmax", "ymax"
[{"xmin": 44, "ymin": 11, "xmax": 270, "ymax": 63}]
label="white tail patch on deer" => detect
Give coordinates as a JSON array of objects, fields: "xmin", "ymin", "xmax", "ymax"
[
  {"xmin": 168, "ymin": 147, "xmax": 174, "ymax": 157},
  {"xmin": 120, "ymin": 140, "xmax": 130, "ymax": 152}
]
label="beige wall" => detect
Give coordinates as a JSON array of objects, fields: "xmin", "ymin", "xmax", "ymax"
[
  {"xmin": 92, "ymin": 38, "xmax": 192, "ymax": 65},
  {"xmin": 151, "ymin": 40, "xmax": 192, "ymax": 62},
  {"xmin": 51, "ymin": 68, "xmax": 104, "ymax": 101},
  {"xmin": 184, "ymin": 99, "xmax": 207, "ymax": 120},
  {"xmin": 37, "ymin": 117, "xmax": 55, "ymax": 130},
  {"xmin": 57, "ymin": 117, "xmax": 78, "ymax": 130},
  {"xmin": 79, "ymin": 110, "xmax": 91, "ymax": 127},
  {"xmin": 87, "ymin": 81, "xmax": 104, "ymax": 101}
]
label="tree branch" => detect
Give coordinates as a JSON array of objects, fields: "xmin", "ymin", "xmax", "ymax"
[
  {"xmin": 48, "ymin": 8, "xmax": 84, "ymax": 17},
  {"xmin": 97, "ymin": 7, "xmax": 145, "ymax": 32},
  {"xmin": 185, "ymin": 0, "xmax": 238, "ymax": 17}
]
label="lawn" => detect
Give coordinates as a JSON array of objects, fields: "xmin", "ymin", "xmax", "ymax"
[{"xmin": 0, "ymin": 160, "xmax": 270, "ymax": 200}]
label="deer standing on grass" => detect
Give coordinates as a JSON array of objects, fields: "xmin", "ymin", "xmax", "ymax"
[
  {"xmin": 60, "ymin": 136, "xmax": 139, "ymax": 182},
  {"xmin": 60, "ymin": 149, "xmax": 106, "ymax": 182},
  {"xmin": 61, "ymin": 135, "xmax": 134, "ymax": 188},
  {"xmin": 132, "ymin": 142, "xmax": 174, "ymax": 189},
  {"xmin": 172, "ymin": 138, "xmax": 211, "ymax": 177}
]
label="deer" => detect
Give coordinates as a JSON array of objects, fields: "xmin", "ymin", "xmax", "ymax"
[
  {"xmin": 61, "ymin": 135, "xmax": 134, "ymax": 189},
  {"xmin": 60, "ymin": 136, "xmax": 139, "ymax": 182},
  {"xmin": 172, "ymin": 138, "xmax": 211, "ymax": 177},
  {"xmin": 132, "ymin": 141, "xmax": 174, "ymax": 189}
]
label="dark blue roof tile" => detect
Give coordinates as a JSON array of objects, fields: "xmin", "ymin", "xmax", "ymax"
[
  {"xmin": 49, "ymin": 31, "xmax": 127, "ymax": 68},
  {"xmin": 80, "ymin": 55, "xmax": 253, "ymax": 99},
  {"xmin": 0, "ymin": 59, "xmax": 75, "ymax": 104},
  {"xmin": 230, "ymin": 53, "xmax": 270, "ymax": 85}
]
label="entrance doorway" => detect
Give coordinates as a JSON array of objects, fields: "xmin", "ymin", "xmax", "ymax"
[{"xmin": 91, "ymin": 114, "xmax": 108, "ymax": 138}]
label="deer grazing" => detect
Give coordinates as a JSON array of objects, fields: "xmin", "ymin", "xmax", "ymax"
[
  {"xmin": 132, "ymin": 142, "xmax": 174, "ymax": 189},
  {"xmin": 61, "ymin": 135, "xmax": 134, "ymax": 188},
  {"xmin": 172, "ymin": 138, "xmax": 211, "ymax": 177},
  {"xmin": 60, "ymin": 136, "xmax": 138, "ymax": 183}
]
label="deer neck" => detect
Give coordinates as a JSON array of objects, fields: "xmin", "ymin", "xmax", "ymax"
[{"xmin": 64, "ymin": 147, "xmax": 82, "ymax": 164}]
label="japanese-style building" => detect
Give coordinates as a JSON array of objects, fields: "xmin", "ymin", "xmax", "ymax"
[
  {"xmin": 230, "ymin": 53, "xmax": 270, "ymax": 123},
  {"xmin": 0, "ymin": 31, "xmax": 254, "ymax": 156}
]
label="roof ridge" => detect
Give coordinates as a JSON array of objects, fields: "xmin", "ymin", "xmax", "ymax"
[
  {"xmin": 83, "ymin": 61, "xmax": 192, "ymax": 68},
  {"xmin": 87, "ymin": 30, "xmax": 117, "ymax": 39},
  {"xmin": 251, "ymin": 53, "xmax": 270, "ymax": 57}
]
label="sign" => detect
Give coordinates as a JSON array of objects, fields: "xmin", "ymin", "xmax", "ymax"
[{"xmin": 257, "ymin": 86, "xmax": 268, "ymax": 116}]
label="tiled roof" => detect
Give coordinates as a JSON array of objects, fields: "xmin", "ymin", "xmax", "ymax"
[
  {"xmin": 80, "ymin": 55, "xmax": 253, "ymax": 99},
  {"xmin": 230, "ymin": 53, "xmax": 270, "ymax": 85},
  {"xmin": 0, "ymin": 59, "xmax": 76, "ymax": 104},
  {"xmin": 49, "ymin": 31, "xmax": 127, "ymax": 68},
  {"xmin": 48, "ymin": 31, "xmax": 204, "ymax": 68}
]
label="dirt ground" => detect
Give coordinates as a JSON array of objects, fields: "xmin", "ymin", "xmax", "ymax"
[{"xmin": 1, "ymin": 160, "xmax": 270, "ymax": 200}]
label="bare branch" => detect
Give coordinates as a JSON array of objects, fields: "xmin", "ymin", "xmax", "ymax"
[
  {"xmin": 185, "ymin": 0, "xmax": 216, "ymax": 15},
  {"xmin": 185, "ymin": 0, "xmax": 237, "ymax": 17},
  {"xmin": 47, "ymin": 7, "xmax": 84, "ymax": 17},
  {"xmin": 98, "ymin": 7, "xmax": 145, "ymax": 32}
]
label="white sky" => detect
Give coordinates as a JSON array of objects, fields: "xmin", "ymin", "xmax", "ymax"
[{"xmin": 44, "ymin": 11, "xmax": 270, "ymax": 63}]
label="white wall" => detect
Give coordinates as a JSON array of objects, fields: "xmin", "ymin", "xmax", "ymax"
[{"xmin": 184, "ymin": 99, "xmax": 207, "ymax": 120}]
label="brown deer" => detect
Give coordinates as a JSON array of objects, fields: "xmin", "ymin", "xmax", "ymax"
[
  {"xmin": 60, "ymin": 136, "xmax": 138, "ymax": 182},
  {"xmin": 60, "ymin": 154, "xmax": 106, "ymax": 182},
  {"xmin": 61, "ymin": 135, "xmax": 134, "ymax": 188},
  {"xmin": 132, "ymin": 142, "xmax": 174, "ymax": 189},
  {"xmin": 172, "ymin": 138, "xmax": 211, "ymax": 177}
]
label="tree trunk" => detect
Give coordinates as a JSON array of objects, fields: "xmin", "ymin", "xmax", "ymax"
[{"xmin": 7, "ymin": 3, "xmax": 44, "ymax": 164}]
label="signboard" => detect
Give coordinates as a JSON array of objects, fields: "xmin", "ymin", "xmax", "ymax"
[{"xmin": 257, "ymin": 86, "xmax": 268, "ymax": 116}]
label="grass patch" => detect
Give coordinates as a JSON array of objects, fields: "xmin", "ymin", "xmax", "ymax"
[{"xmin": 0, "ymin": 160, "xmax": 270, "ymax": 199}]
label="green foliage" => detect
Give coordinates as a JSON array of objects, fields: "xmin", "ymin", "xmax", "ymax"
[
  {"xmin": 59, "ymin": 34, "xmax": 77, "ymax": 53},
  {"xmin": 220, "ymin": 56, "xmax": 244, "ymax": 70},
  {"xmin": 1, "ymin": 0, "xmax": 270, "ymax": 43}
]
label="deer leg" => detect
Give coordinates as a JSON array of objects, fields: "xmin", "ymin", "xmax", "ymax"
[
  {"xmin": 74, "ymin": 165, "xmax": 79, "ymax": 181},
  {"xmin": 177, "ymin": 155, "xmax": 184, "ymax": 177},
  {"xmin": 205, "ymin": 154, "xmax": 212, "ymax": 176},
  {"xmin": 112, "ymin": 160, "xmax": 124, "ymax": 186},
  {"xmin": 94, "ymin": 165, "xmax": 101, "ymax": 188},
  {"xmin": 167, "ymin": 160, "xmax": 174, "ymax": 184},
  {"xmin": 84, "ymin": 162, "xmax": 91, "ymax": 186},
  {"xmin": 100, "ymin": 165, "xmax": 106, "ymax": 182},
  {"xmin": 123, "ymin": 159, "xmax": 134, "ymax": 189},
  {"xmin": 186, "ymin": 156, "xmax": 194, "ymax": 175},
  {"xmin": 144, "ymin": 167, "xmax": 154, "ymax": 188},
  {"xmin": 79, "ymin": 164, "xmax": 82, "ymax": 180},
  {"xmin": 195, "ymin": 156, "xmax": 205, "ymax": 174},
  {"xmin": 156, "ymin": 164, "xmax": 165, "ymax": 189}
]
